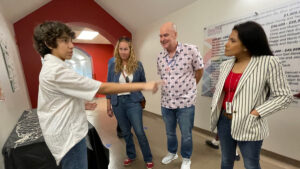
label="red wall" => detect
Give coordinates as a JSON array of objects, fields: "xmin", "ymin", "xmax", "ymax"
[
  {"xmin": 75, "ymin": 43, "xmax": 114, "ymax": 97},
  {"xmin": 14, "ymin": 0, "xmax": 131, "ymax": 108}
]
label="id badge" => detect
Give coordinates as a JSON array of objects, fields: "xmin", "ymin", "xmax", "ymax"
[{"xmin": 225, "ymin": 102, "xmax": 232, "ymax": 114}]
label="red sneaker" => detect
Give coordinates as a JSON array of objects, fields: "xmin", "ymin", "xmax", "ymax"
[
  {"xmin": 123, "ymin": 158, "xmax": 134, "ymax": 166},
  {"xmin": 146, "ymin": 162, "xmax": 154, "ymax": 169},
  {"xmin": 294, "ymin": 92, "xmax": 300, "ymax": 99}
]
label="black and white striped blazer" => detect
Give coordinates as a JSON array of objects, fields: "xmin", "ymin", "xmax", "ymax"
[{"xmin": 210, "ymin": 55, "xmax": 293, "ymax": 141}]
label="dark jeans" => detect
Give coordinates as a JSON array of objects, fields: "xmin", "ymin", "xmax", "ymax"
[
  {"xmin": 161, "ymin": 106, "xmax": 195, "ymax": 159},
  {"xmin": 60, "ymin": 138, "xmax": 87, "ymax": 169},
  {"xmin": 217, "ymin": 110, "xmax": 263, "ymax": 169},
  {"xmin": 113, "ymin": 95, "xmax": 152, "ymax": 162}
]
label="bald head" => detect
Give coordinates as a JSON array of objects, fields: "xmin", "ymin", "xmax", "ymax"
[
  {"xmin": 160, "ymin": 22, "xmax": 177, "ymax": 33},
  {"xmin": 159, "ymin": 22, "xmax": 178, "ymax": 52}
]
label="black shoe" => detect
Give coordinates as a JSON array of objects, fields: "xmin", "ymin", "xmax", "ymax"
[
  {"xmin": 235, "ymin": 154, "xmax": 240, "ymax": 161},
  {"xmin": 117, "ymin": 131, "xmax": 123, "ymax": 138},
  {"xmin": 206, "ymin": 140, "xmax": 219, "ymax": 149}
]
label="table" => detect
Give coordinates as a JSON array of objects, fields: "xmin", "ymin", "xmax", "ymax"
[{"xmin": 2, "ymin": 109, "xmax": 109, "ymax": 169}]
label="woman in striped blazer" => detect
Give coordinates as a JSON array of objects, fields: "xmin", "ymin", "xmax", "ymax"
[{"xmin": 210, "ymin": 21, "xmax": 293, "ymax": 169}]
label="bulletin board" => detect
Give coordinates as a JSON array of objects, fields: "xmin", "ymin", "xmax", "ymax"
[{"xmin": 201, "ymin": 0, "xmax": 300, "ymax": 105}]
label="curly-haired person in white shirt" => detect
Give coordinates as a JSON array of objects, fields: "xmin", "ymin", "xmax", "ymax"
[{"xmin": 33, "ymin": 21, "xmax": 160, "ymax": 169}]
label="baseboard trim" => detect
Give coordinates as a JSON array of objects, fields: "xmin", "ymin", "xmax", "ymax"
[
  {"xmin": 143, "ymin": 110, "xmax": 300, "ymax": 167},
  {"xmin": 260, "ymin": 149, "xmax": 300, "ymax": 167}
]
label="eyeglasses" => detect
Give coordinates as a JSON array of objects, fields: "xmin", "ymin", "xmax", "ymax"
[
  {"xmin": 119, "ymin": 36, "xmax": 131, "ymax": 42},
  {"xmin": 125, "ymin": 76, "xmax": 129, "ymax": 83}
]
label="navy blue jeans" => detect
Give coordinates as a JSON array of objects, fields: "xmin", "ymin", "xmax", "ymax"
[
  {"xmin": 161, "ymin": 106, "xmax": 195, "ymax": 159},
  {"xmin": 113, "ymin": 95, "xmax": 152, "ymax": 162},
  {"xmin": 60, "ymin": 138, "xmax": 87, "ymax": 169},
  {"xmin": 217, "ymin": 110, "xmax": 263, "ymax": 169}
]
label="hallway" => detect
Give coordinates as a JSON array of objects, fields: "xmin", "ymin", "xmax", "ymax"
[{"xmin": 86, "ymin": 98, "xmax": 299, "ymax": 169}]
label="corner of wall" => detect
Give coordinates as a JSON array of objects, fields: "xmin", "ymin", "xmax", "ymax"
[{"xmin": 0, "ymin": 7, "xmax": 31, "ymax": 169}]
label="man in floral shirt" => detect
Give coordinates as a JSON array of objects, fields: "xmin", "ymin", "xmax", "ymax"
[{"xmin": 157, "ymin": 22, "xmax": 203, "ymax": 169}]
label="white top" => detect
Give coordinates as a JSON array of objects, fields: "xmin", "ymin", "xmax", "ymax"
[
  {"xmin": 37, "ymin": 54, "xmax": 101, "ymax": 165},
  {"xmin": 118, "ymin": 66, "xmax": 133, "ymax": 96}
]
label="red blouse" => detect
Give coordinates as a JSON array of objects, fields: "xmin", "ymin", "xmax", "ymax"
[{"xmin": 222, "ymin": 71, "xmax": 243, "ymax": 110}]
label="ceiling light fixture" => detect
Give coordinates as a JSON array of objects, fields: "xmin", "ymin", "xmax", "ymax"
[{"xmin": 77, "ymin": 30, "xmax": 99, "ymax": 40}]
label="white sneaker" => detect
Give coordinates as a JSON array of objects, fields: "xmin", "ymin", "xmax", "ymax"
[
  {"xmin": 212, "ymin": 139, "xmax": 220, "ymax": 146},
  {"xmin": 180, "ymin": 158, "xmax": 191, "ymax": 169},
  {"xmin": 161, "ymin": 152, "xmax": 178, "ymax": 164}
]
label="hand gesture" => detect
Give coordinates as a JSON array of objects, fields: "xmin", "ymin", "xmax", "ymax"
[
  {"xmin": 107, "ymin": 107, "xmax": 114, "ymax": 117},
  {"xmin": 85, "ymin": 102, "xmax": 97, "ymax": 110},
  {"xmin": 144, "ymin": 81, "xmax": 164, "ymax": 93}
]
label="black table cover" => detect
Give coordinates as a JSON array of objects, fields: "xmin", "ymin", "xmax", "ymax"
[{"xmin": 2, "ymin": 109, "xmax": 109, "ymax": 169}]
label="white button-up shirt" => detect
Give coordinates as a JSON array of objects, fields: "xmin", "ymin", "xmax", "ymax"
[{"xmin": 37, "ymin": 54, "xmax": 101, "ymax": 165}]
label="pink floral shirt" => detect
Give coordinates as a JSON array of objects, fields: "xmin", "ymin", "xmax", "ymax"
[{"xmin": 157, "ymin": 43, "xmax": 204, "ymax": 109}]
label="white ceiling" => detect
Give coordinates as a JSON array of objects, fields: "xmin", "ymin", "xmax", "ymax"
[
  {"xmin": 0, "ymin": 0, "xmax": 198, "ymax": 44},
  {"xmin": 94, "ymin": 0, "xmax": 198, "ymax": 32},
  {"xmin": 0, "ymin": 0, "xmax": 51, "ymax": 23}
]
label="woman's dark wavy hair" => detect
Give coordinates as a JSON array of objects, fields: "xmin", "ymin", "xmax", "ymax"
[
  {"xmin": 33, "ymin": 21, "xmax": 75, "ymax": 58},
  {"xmin": 233, "ymin": 21, "xmax": 273, "ymax": 56}
]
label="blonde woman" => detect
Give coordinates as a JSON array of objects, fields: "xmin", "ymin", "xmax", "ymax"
[{"xmin": 106, "ymin": 37, "xmax": 154, "ymax": 169}]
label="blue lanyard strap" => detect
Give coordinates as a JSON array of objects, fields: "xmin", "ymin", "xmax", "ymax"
[{"xmin": 165, "ymin": 55, "xmax": 176, "ymax": 67}]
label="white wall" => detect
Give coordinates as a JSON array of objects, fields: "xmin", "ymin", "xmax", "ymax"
[
  {"xmin": 0, "ymin": 3, "xmax": 31, "ymax": 169},
  {"xmin": 134, "ymin": 0, "xmax": 300, "ymax": 161}
]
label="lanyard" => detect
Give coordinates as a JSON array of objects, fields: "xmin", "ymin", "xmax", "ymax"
[
  {"xmin": 228, "ymin": 72, "xmax": 233, "ymax": 102},
  {"xmin": 165, "ymin": 53, "xmax": 177, "ymax": 68},
  {"xmin": 228, "ymin": 71, "xmax": 242, "ymax": 101},
  {"xmin": 226, "ymin": 72, "xmax": 234, "ymax": 114},
  {"xmin": 167, "ymin": 57, "xmax": 176, "ymax": 66}
]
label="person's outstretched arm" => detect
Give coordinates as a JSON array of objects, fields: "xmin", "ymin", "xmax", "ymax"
[{"xmin": 98, "ymin": 81, "xmax": 160, "ymax": 95}]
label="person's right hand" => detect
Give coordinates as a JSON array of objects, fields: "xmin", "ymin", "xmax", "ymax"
[
  {"xmin": 85, "ymin": 102, "xmax": 97, "ymax": 110},
  {"xmin": 107, "ymin": 108, "xmax": 114, "ymax": 117},
  {"xmin": 144, "ymin": 81, "xmax": 164, "ymax": 93}
]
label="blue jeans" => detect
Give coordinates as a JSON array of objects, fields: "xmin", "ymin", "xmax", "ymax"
[
  {"xmin": 161, "ymin": 106, "xmax": 195, "ymax": 159},
  {"xmin": 113, "ymin": 95, "xmax": 152, "ymax": 162},
  {"xmin": 217, "ymin": 110, "xmax": 263, "ymax": 169},
  {"xmin": 60, "ymin": 138, "xmax": 87, "ymax": 169}
]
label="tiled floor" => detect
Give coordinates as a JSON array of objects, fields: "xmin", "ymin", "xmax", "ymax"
[{"xmin": 86, "ymin": 98, "xmax": 300, "ymax": 169}]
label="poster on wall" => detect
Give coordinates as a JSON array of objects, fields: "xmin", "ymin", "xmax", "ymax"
[
  {"xmin": 0, "ymin": 33, "xmax": 19, "ymax": 92},
  {"xmin": 202, "ymin": 0, "xmax": 300, "ymax": 106}
]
